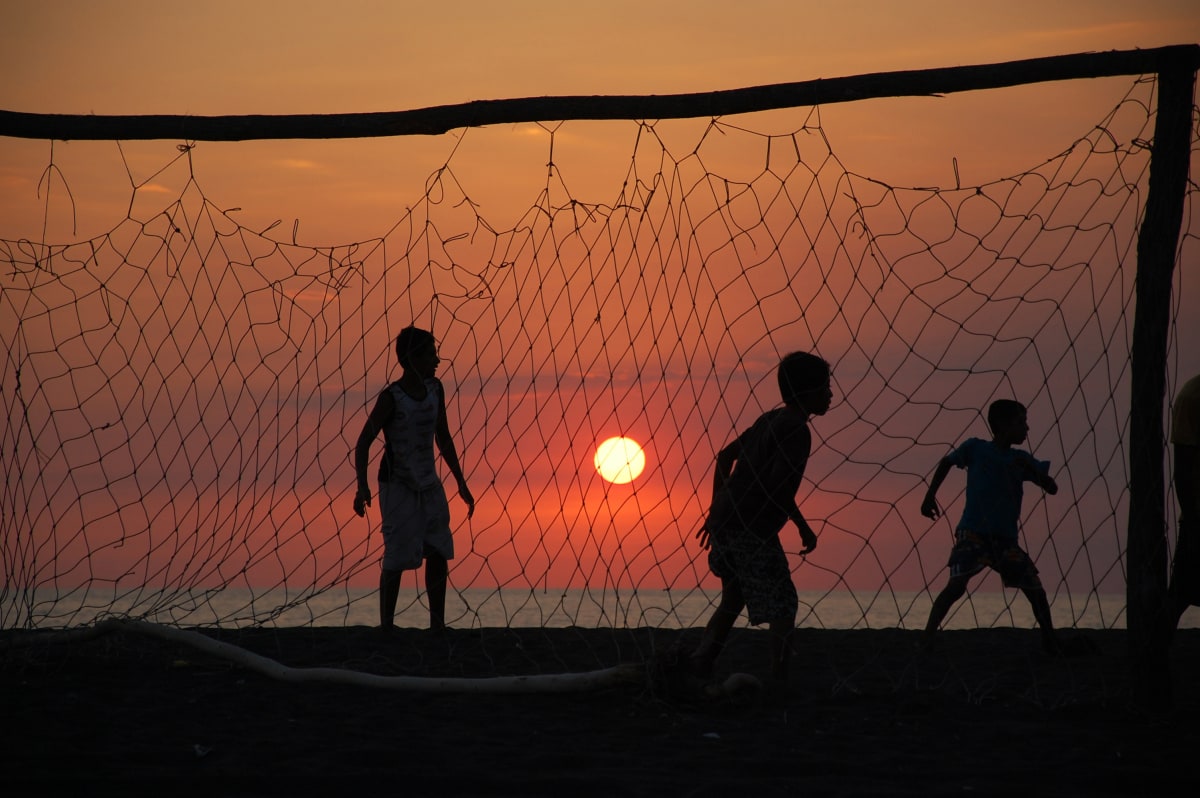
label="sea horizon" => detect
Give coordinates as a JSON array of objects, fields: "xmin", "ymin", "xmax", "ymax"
[{"xmin": 3, "ymin": 585, "xmax": 1176, "ymax": 632}]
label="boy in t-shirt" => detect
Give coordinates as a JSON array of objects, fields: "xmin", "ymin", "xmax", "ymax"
[{"xmin": 920, "ymin": 399, "xmax": 1060, "ymax": 653}]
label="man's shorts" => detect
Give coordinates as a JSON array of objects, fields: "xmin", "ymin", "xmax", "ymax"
[
  {"xmin": 378, "ymin": 480, "xmax": 454, "ymax": 571},
  {"xmin": 948, "ymin": 529, "xmax": 1043, "ymax": 591},
  {"xmin": 707, "ymin": 528, "xmax": 798, "ymax": 625}
]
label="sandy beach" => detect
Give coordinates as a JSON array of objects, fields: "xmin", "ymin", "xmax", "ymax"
[{"xmin": 3, "ymin": 623, "xmax": 1195, "ymax": 797}]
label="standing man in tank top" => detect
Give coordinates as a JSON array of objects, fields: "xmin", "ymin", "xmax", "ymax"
[{"xmin": 353, "ymin": 326, "xmax": 475, "ymax": 633}]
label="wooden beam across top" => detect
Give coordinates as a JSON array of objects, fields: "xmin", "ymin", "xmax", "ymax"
[{"xmin": 1, "ymin": 44, "xmax": 1197, "ymax": 142}]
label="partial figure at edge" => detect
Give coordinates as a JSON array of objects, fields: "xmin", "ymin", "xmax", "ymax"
[{"xmin": 1169, "ymin": 373, "xmax": 1200, "ymax": 631}]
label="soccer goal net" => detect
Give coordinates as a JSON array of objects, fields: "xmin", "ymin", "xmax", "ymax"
[{"xmin": 2, "ymin": 50, "xmax": 1197, "ymax": 641}]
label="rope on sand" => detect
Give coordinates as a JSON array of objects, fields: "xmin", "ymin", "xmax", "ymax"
[
  {"xmin": 5, "ymin": 618, "xmax": 646, "ymax": 694},
  {"xmin": 5, "ymin": 619, "xmax": 766, "ymax": 698}
]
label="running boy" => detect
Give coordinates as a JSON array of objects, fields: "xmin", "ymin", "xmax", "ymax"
[
  {"xmin": 920, "ymin": 399, "xmax": 1061, "ymax": 653},
  {"xmin": 690, "ymin": 351, "xmax": 833, "ymax": 683},
  {"xmin": 353, "ymin": 326, "xmax": 475, "ymax": 632}
]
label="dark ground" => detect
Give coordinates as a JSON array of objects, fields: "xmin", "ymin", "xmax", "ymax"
[{"xmin": 2, "ymin": 624, "xmax": 1196, "ymax": 797}]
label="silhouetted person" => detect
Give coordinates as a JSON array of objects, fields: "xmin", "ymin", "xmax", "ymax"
[
  {"xmin": 920, "ymin": 399, "xmax": 1061, "ymax": 654},
  {"xmin": 353, "ymin": 326, "xmax": 474, "ymax": 633},
  {"xmin": 1168, "ymin": 373, "xmax": 1200, "ymax": 630},
  {"xmin": 690, "ymin": 351, "xmax": 832, "ymax": 683}
]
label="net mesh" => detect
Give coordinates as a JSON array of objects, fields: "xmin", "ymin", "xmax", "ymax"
[{"xmin": 1, "ymin": 75, "xmax": 1196, "ymax": 640}]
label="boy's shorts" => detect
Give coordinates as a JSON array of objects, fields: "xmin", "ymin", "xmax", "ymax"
[
  {"xmin": 378, "ymin": 480, "xmax": 454, "ymax": 571},
  {"xmin": 708, "ymin": 528, "xmax": 798, "ymax": 625},
  {"xmin": 948, "ymin": 529, "xmax": 1042, "ymax": 590}
]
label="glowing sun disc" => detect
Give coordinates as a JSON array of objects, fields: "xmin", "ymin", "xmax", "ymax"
[{"xmin": 594, "ymin": 437, "xmax": 646, "ymax": 484}]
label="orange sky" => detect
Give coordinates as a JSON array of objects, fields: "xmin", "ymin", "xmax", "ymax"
[
  {"xmin": 7, "ymin": 1, "xmax": 1196, "ymax": 115},
  {"xmin": 3, "ymin": 2, "xmax": 1200, "ymax": 600},
  {"xmin": 3, "ymin": 1, "xmax": 1199, "ymax": 238}
]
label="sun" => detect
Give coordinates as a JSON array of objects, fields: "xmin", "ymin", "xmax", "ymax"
[{"xmin": 594, "ymin": 436, "xmax": 647, "ymax": 484}]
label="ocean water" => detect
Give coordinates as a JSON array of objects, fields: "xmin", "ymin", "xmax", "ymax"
[{"xmin": 3, "ymin": 585, "xmax": 1165, "ymax": 631}]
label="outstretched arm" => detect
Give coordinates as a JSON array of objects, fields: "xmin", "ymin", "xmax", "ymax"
[
  {"xmin": 353, "ymin": 391, "xmax": 393, "ymax": 517},
  {"xmin": 921, "ymin": 457, "xmax": 953, "ymax": 519},
  {"xmin": 1034, "ymin": 469, "xmax": 1059, "ymax": 495},
  {"xmin": 434, "ymin": 383, "xmax": 475, "ymax": 518},
  {"xmin": 1020, "ymin": 456, "xmax": 1058, "ymax": 495},
  {"xmin": 696, "ymin": 439, "xmax": 741, "ymax": 550}
]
